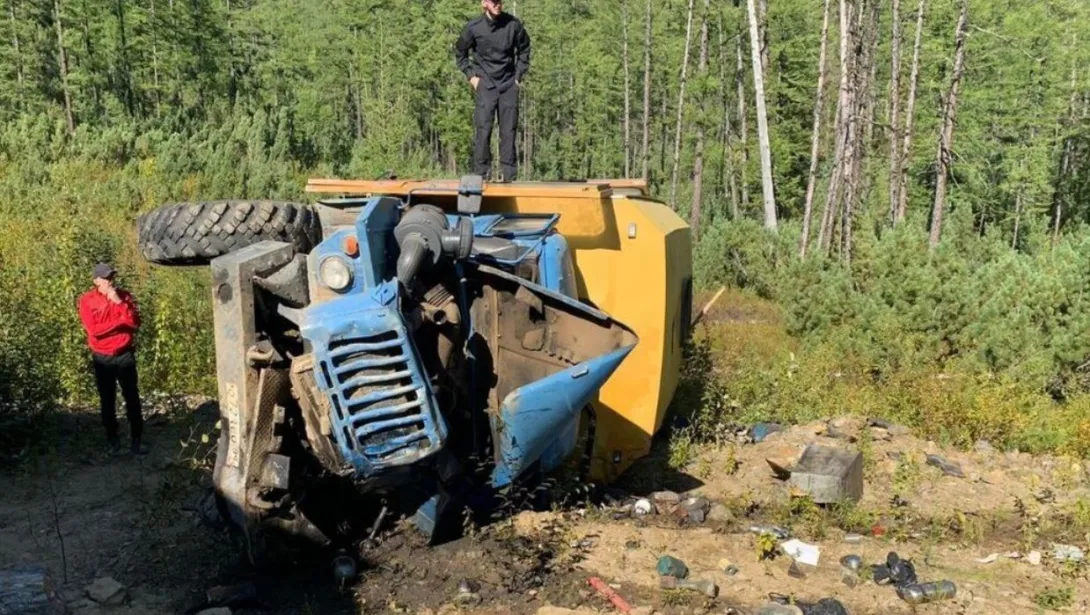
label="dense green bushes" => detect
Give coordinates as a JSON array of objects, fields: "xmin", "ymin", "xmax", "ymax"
[{"xmin": 687, "ymin": 213, "xmax": 1090, "ymax": 456}]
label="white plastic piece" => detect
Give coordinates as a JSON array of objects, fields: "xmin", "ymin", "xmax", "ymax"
[{"xmin": 780, "ymin": 539, "xmax": 821, "ymax": 566}]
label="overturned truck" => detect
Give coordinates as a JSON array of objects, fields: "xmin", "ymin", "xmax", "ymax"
[{"xmin": 137, "ymin": 178, "xmax": 692, "ymax": 558}]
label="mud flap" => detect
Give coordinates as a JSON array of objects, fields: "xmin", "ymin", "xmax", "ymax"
[{"xmin": 468, "ymin": 265, "xmax": 638, "ymax": 488}]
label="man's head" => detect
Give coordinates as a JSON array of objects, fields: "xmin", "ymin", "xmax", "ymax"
[
  {"xmin": 92, "ymin": 262, "xmax": 116, "ymax": 290},
  {"xmin": 481, "ymin": 0, "xmax": 502, "ymax": 19}
]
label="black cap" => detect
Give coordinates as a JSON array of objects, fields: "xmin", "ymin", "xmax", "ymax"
[{"xmin": 92, "ymin": 262, "xmax": 116, "ymax": 280}]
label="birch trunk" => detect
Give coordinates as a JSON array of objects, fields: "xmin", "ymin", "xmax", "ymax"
[
  {"xmin": 747, "ymin": 0, "xmax": 777, "ymax": 230},
  {"xmin": 641, "ymin": 0, "xmax": 652, "ymax": 180},
  {"xmin": 896, "ymin": 0, "xmax": 926, "ymax": 224},
  {"xmin": 690, "ymin": 0, "xmax": 710, "ymax": 238},
  {"xmin": 53, "ymin": 0, "xmax": 75, "ymax": 135},
  {"xmin": 929, "ymin": 0, "xmax": 968, "ymax": 250},
  {"xmin": 669, "ymin": 0, "xmax": 697, "ymax": 207},
  {"xmin": 800, "ymin": 0, "xmax": 832, "ymax": 258}
]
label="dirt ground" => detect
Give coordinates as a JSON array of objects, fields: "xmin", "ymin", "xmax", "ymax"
[{"xmin": 2, "ymin": 401, "xmax": 1089, "ymax": 614}]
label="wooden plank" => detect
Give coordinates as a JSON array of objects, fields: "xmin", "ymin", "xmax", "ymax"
[{"xmin": 305, "ymin": 178, "xmax": 612, "ymax": 199}]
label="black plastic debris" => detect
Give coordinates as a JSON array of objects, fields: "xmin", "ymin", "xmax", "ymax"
[
  {"xmin": 800, "ymin": 598, "xmax": 850, "ymax": 615},
  {"xmin": 871, "ymin": 552, "xmax": 917, "ymax": 587}
]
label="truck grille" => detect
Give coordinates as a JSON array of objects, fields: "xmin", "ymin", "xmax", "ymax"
[{"xmin": 321, "ymin": 330, "xmax": 436, "ymax": 465}]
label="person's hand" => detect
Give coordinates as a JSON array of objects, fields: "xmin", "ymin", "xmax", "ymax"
[
  {"xmin": 470, "ymin": 76, "xmax": 481, "ymax": 91},
  {"xmin": 106, "ymin": 289, "xmax": 122, "ymax": 304}
]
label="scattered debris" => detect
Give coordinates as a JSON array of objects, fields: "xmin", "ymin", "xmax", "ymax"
[
  {"xmin": 0, "ymin": 566, "xmax": 63, "ymax": 615},
  {"xmin": 755, "ymin": 605, "xmax": 803, "ymax": 615},
  {"xmin": 787, "ymin": 561, "xmax": 807, "ymax": 579},
  {"xmin": 974, "ymin": 439, "xmax": 995, "ymax": 454},
  {"xmin": 766, "ymin": 459, "xmax": 793, "ymax": 480},
  {"xmin": 718, "ymin": 558, "xmax": 739, "ymax": 576},
  {"xmin": 85, "ymin": 577, "xmax": 127, "ymax": 606},
  {"xmin": 788, "ymin": 445, "xmax": 864, "ymax": 503},
  {"xmin": 749, "ymin": 525, "xmax": 790, "ymax": 541},
  {"xmin": 780, "ymin": 539, "xmax": 821, "ymax": 566},
  {"xmin": 749, "ymin": 423, "xmax": 784, "ymax": 443},
  {"xmin": 799, "ymin": 598, "xmax": 850, "ymax": 615},
  {"xmin": 632, "ymin": 499, "xmax": 653, "ymax": 516},
  {"xmin": 843, "ymin": 533, "xmax": 863, "ymax": 544},
  {"xmin": 897, "ymin": 580, "xmax": 957, "ymax": 604},
  {"xmin": 926, "ymin": 454, "xmax": 965, "ymax": 478},
  {"xmin": 868, "ymin": 427, "xmax": 893, "ymax": 442},
  {"xmin": 1053, "ymin": 544, "xmax": 1085, "ymax": 563},
  {"xmin": 839, "ymin": 555, "xmax": 863, "ymax": 571},
  {"xmin": 976, "ymin": 551, "xmax": 1021, "ymax": 564},
  {"xmin": 1035, "ymin": 488, "xmax": 1056, "ymax": 504},
  {"xmin": 587, "ymin": 577, "xmax": 633, "ymax": 614},
  {"xmin": 332, "ymin": 551, "xmax": 357, "ymax": 586},
  {"xmin": 656, "ymin": 555, "xmax": 688, "ymax": 579},
  {"xmin": 872, "ymin": 552, "xmax": 917, "ymax": 587},
  {"xmin": 205, "ymin": 582, "xmax": 257, "ymax": 608},
  {"xmin": 658, "ymin": 576, "xmax": 718, "ymax": 598},
  {"xmin": 1028, "ymin": 550, "xmax": 1043, "ymax": 565},
  {"xmin": 455, "ymin": 579, "xmax": 482, "ymax": 606}
]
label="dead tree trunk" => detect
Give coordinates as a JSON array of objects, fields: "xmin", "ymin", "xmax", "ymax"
[
  {"xmin": 928, "ymin": 0, "xmax": 968, "ymax": 250},
  {"xmin": 622, "ymin": 0, "xmax": 632, "ymax": 178},
  {"xmin": 53, "ymin": 0, "xmax": 75, "ymax": 135},
  {"xmin": 747, "ymin": 0, "xmax": 777, "ymax": 230},
  {"xmin": 717, "ymin": 12, "xmax": 739, "ymax": 219},
  {"xmin": 843, "ymin": 0, "xmax": 880, "ymax": 265},
  {"xmin": 737, "ymin": 33, "xmax": 749, "ymax": 209},
  {"xmin": 800, "ymin": 0, "xmax": 832, "ymax": 258},
  {"xmin": 896, "ymin": 0, "xmax": 926, "ymax": 224},
  {"xmin": 690, "ymin": 0, "xmax": 710, "ymax": 238},
  {"xmin": 757, "ymin": 0, "xmax": 770, "ymax": 76},
  {"xmin": 669, "ymin": 0, "xmax": 697, "ymax": 207},
  {"xmin": 819, "ymin": 0, "xmax": 853, "ymax": 252},
  {"xmin": 1053, "ymin": 33, "xmax": 1078, "ymax": 244},
  {"xmin": 887, "ymin": 0, "xmax": 903, "ymax": 222},
  {"xmin": 8, "ymin": 0, "xmax": 23, "ymax": 99},
  {"xmin": 641, "ymin": 0, "xmax": 652, "ymax": 181}
]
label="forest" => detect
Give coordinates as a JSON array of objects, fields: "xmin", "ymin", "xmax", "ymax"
[{"xmin": 3, "ymin": 0, "xmax": 1090, "ymax": 458}]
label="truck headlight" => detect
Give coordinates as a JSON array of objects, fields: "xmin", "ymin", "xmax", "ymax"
[{"xmin": 319, "ymin": 256, "xmax": 354, "ymax": 291}]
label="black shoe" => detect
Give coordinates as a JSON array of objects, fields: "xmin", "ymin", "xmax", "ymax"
[
  {"xmin": 130, "ymin": 438, "xmax": 149, "ymax": 455},
  {"xmin": 107, "ymin": 435, "xmax": 123, "ymax": 456}
]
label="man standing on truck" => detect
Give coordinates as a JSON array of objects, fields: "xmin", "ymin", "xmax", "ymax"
[
  {"xmin": 454, "ymin": 0, "xmax": 531, "ymax": 182},
  {"xmin": 78, "ymin": 263, "xmax": 147, "ymax": 456}
]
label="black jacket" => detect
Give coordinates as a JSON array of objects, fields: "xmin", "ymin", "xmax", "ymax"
[{"xmin": 454, "ymin": 12, "xmax": 531, "ymax": 90}]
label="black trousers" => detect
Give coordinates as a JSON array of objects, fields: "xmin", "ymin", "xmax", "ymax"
[
  {"xmin": 92, "ymin": 351, "xmax": 143, "ymax": 442},
  {"xmin": 473, "ymin": 83, "xmax": 519, "ymax": 181}
]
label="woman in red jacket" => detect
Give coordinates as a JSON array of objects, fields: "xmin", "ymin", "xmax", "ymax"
[{"xmin": 77, "ymin": 263, "xmax": 147, "ymax": 455}]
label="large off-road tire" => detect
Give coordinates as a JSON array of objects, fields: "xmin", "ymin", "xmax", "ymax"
[{"xmin": 136, "ymin": 200, "xmax": 321, "ymax": 266}]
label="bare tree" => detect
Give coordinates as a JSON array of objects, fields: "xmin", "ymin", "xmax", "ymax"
[
  {"xmin": 641, "ymin": 0, "xmax": 652, "ymax": 180},
  {"xmin": 669, "ymin": 0, "xmax": 697, "ymax": 207},
  {"xmin": 747, "ymin": 0, "xmax": 777, "ymax": 230},
  {"xmin": 843, "ymin": 0, "xmax": 880, "ymax": 265},
  {"xmin": 819, "ymin": 0, "xmax": 854, "ymax": 252},
  {"xmin": 1053, "ymin": 32, "xmax": 1078, "ymax": 243},
  {"xmin": 757, "ymin": 0, "xmax": 770, "ymax": 75},
  {"xmin": 622, "ymin": 0, "xmax": 632, "ymax": 178},
  {"xmin": 8, "ymin": 0, "xmax": 23, "ymax": 100},
  {"xmin": 896, "ymin": 0, "xmax": 926, "ymax": 224},
  {"xmin": 717, "ymin": 11, "xmax": 739, "ymax": 218},
  {"xmin": 800, "ymin": 0, "xmax": 833, "ymax": 258},
  {"xmin": 887, "ymin": 0, "xmax": 902, "ymax": 222},
  {"xmin": 737, "ymin": 33, "xmax": 749, "ymax": 209},
  {"xmin": 53, "ymin": 0, "xmax": 75, "ymax": 135},
  {"xmin": 929, "ymin": 0, "xmax": 968, "ymax": 250},
  {"xmin": 690, "ymin": 0, "xmax": 710, "ymax": 238}
]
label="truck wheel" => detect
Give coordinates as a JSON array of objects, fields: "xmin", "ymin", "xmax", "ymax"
[{"xmin": 136, "ymin": 201, "xmax": 321, "ymax": 266}]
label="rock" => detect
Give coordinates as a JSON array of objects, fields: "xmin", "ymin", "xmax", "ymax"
[
  {"xmin": 196, "ymin": 609, "xmax": 232, "ymax": 615},
  {"xmin": 788, "ymin": 445, "xmax": 864, "ymax": 503},
  {"xmin": 1053, "ymin": 544, "xmax": 1085, "ymax": 563},
  {"xmin": 651, "ymin": 491, "xmax": 680, "ymax": 514},
  {"xmin": 869, "ymin": 427, "xmax": 893, "ymax": 442},
  {"xmin": 706, "ymin": 503, "xmax": 733, "ymax": 523},
  {"xmin": 680, "ymin": 497, "xmax": 711, "ymax": 523},
  {"xmin": 974, "ymin": 440, "xmax": 995, "ymax": 454},
  {"xmin": 205, "ymin": 582, "xmax": 257, "ymax": 607},
  {"xmin": 85, "ymin": 577, "xmax": 127, "ymax": 607},
  {"xmin": 1027, "ymin": 551, "xmax": 1043, "ymax": 565},
  {"xmin": 926, "ymin": 454, "xmax": 965, "ymax": 478}
]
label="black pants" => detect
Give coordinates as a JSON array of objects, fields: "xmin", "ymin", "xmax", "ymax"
[
  {"xmin": 473, "ymin": 83, "xmax": 519, "ymax": 181},
  {"xmin": 92, "ymin": 351, "xmax": 142, "ymax": 442}
]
